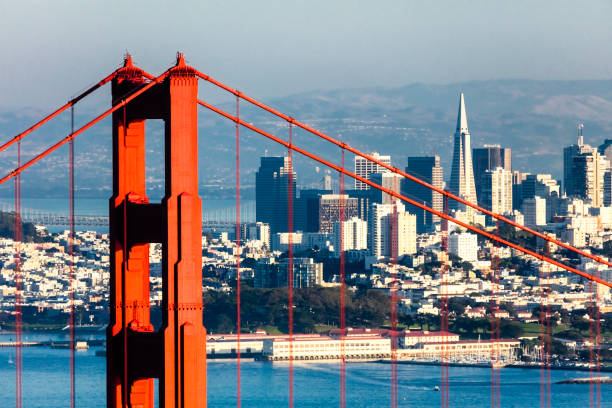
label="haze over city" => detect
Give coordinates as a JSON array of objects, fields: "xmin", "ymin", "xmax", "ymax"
[{"xmin": 1, "ymin": 2, "xmax": 612, "ymax": 408}]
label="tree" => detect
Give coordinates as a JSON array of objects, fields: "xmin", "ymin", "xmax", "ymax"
[{"xmin": 499, "ymin": 320, "xmax": 523, "ymax": 338}]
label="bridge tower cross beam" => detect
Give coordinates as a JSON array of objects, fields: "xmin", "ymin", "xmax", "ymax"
[{"xmin": 107, "ymin": 53, "xmax": 206, "ymax": 408}]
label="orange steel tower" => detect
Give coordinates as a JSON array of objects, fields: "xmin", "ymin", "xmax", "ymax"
[{"xmin": 107, "ymin": 54, "xmax": 206, "ymax": 408}]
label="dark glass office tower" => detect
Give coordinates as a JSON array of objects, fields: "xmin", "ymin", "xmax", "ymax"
[
  {"xmin": 472, "ymin": 145, "xmax": 511, "ymax": 205},
  {"xmin": 255, "ymin": 156, "xmax": 296, "ymax": 235},
  {"xmin": 401, "ymin": 156, "xmax": 444, "ymax": 233}
]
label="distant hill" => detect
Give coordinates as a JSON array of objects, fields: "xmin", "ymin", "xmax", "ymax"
[{"xmin": 1, "ymin": 79, "xmax": 611, "ymax": 199}]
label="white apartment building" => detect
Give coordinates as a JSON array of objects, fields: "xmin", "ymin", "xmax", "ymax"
[
  {"xmin": 481, "ymin": 167, "xmax": 513, "ymax": 214},
  {"xmin": 333, "ymin": 217, "xmax": 368, "ymax": 253},
  {"xmin": 369, "ymin": 202, "xmax": 416, "ymax": 259},
  {"xmin": 448, "ymin": 232, "xmax": 478, "ymax": 262},
  {"xmin": 354, "ymin": 152, "xmax": 391, "ymax": 190},
  {"xmin": 522, "ymin": 196, "xmax": 547, "ymax": 227}
]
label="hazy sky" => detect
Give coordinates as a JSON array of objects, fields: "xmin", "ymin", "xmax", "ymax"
[{"xmin": 2, "ymin": 0, "xmax": 612, "ymax": 110}]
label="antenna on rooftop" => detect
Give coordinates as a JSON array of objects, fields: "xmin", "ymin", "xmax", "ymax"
[{"xmin": 578, "ymin": 123, "xmax": 584, "ymax": 146}]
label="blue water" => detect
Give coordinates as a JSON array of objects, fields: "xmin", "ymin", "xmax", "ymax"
[{"xmin": 0, "ymin": 333, "xmax": 610, "ymax": 407}]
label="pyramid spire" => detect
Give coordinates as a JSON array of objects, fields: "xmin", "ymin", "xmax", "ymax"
[{"xmin": 456, "ymin": 93, "xmax": 469, "ymax": 133}]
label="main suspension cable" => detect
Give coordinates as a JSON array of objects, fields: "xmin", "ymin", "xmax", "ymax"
[
  {"xmin": 196, "ymin": 99, "xmax": 612, "ymax": 289},
  {"xmin": 194, "ymin": 70, "xmax": 612, "ymax": 271}
]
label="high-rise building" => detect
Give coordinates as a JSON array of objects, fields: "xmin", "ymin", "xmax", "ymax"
[
  {"xmin": 294, "ymin": 189, "xmax": 332, "ymax": 232},
  {"xmin": 598, "ymin": 139, "xmax": 612, "ymax": 164},
  {"xmin": 256, "ymin": 156, "xmax": 296, "ymax": 235},
  {"xmin": 354, "ymin": 152, "xmax": 391, "ymax": 190},
  {"xmin": 604, "ymin": 171, "xmax": 612, "ymax": 207},
  {"xmin": 370, "ymin": 172, "xmax": 404, "ymax": 205},
  {"xmin": 521, "ymin": 174, "xmax": 560, "ymax": 200},
  {"xmin": 564, "ymin": 126, "xmax": 609, "ymax": 206},
  {"xmin": 333, "ymin": 217, "xmax": 368, "ymax": 254},
  {"xmin": 480, "ymin": 167, "xmax": 512, "ymax": 214},
  {"xmin": 369, "ymin": 201, "xmax": 416, "ymax": 259},
  {"xmin": 512, "ymin": 171, "xmax": 529, "ymax": 210},
  {"xmin": 318, "ymin": 194, "xmax": 358, "ymax": 233},
  {"xmin": 401, "ymin": 156, "xmax": 444, "ymax": 233},
  {"xmin": 449, "ymin": 93, "xmax": 477, "ymax": 208},
  {"xmin": 522, "ymin": 197, "xmax": 547, "ymax": 227},
  {"xmin": 244, "ymin": 222, "xmax": 271, "ymax": 248},
  {"xmin": 472, "ymin": 145, "xmax": 511, "ymax": 206},
  {"xmin": 564, "ymin": 131, "xmax": 608, "ymax": 207}
]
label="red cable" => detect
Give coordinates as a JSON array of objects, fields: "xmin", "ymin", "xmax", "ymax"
[
  {"xmin": 194, "ymin": 70, "xmax": 612, "ymax": 273},
  {"xmin": 196, "ymin": 99, "xmax": 612, "ymax": 289},
  {"xmin": 339, "ymin": 147, "xmax": 346, "ymax": 408},
  {"xmin": 69, "ymin": 106, "xmax": 76, "ymax": 408},
  {"xmin": 0, "ymin": 71, "xmax": 118, "ymax": 155},
  {"xmin": 0, "ymin": 71, "xmax": 169, "ymax": 187},
  {"xmin": 235, "ymin": 95, "xmax": 242, "ymax": 408},
  {"xmin": 14, "ymin": 141, "xmax": 22, "ymax": 408},
  {"xmin": 287, "ymin": 123, "xmax": 294, "ymax": 408},
  {"xmin": 390, "ymin": 177, "xmax": 398, "ymax": 408}
]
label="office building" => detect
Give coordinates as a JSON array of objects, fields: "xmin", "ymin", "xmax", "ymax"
[
  {"xmin": 522, "ymin": 197, "xmax": 547, "ymax": 227},
  {"xmin": 255, "ymin": 157, "xmax": 296, "ymax": 235},
  {"xmin": 473, "ymin": 145, "xmax": 511, "ymax": 206},
  {"xmin": 480, "ymin": 167, "xmax": 512, "ymax": 215},
  {"xmin": 294, "ymin": 189, "xmax": 332, "ymax": 232},
  {"xmin": 563, "ymin": 127, "xmax": 609, "ymax": 206},
  {"xmin": 401, "ymin": 156, "xmax": 444, "ymax": 233},
  {"xmin": 354, "ymin": 152, "xmax": 391, "ymax": 190},
  {"xmin": 244, "ymin": 222, "xmax": 271, "ymax": 248},
  {"xmin": 370, "ymin": 172, "xmax": 403, "ymax": 205},
  {"xmin": 318, "ymin": 194, "xmax": 358, "ymax": 233},
  {"xmin": 449, "ymin": 93, "xmax": 477, "ymax": 208}
]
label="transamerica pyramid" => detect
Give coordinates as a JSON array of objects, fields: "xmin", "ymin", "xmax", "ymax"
[{"xmin": 449, "ymin": 93, "xmax": 477, "ymax": 208}]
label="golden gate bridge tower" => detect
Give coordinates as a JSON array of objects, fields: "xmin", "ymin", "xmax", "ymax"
[{"xmin": 107, "ymin": 54, "xmax": 206, "ymax": 408}]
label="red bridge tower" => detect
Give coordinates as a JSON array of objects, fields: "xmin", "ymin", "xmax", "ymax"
[{"xmin": 107, "ymin": 54, "xmax": 206, "ymax": 408}]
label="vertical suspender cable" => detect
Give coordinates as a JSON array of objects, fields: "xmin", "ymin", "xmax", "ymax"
[
  {"xmin": 287, "ymin": 123, "xmax": 294, "ymax": 408},
  {"xmin": 390, "ymin": 177, "xmax": 398, "ymax": 408},
  {"xmin": 69, "ymin": 106, "xmax": 76, "ymax": 408},
  {"xmin": 440, "ymin": 195, "xmax": 449, "ymax": 408},
  {"xmin": 339, "ymin": 147, "xmax": 346, "ymax": 408},
  {"xmin": 14, "ymin": 140, "xmax": 22, "ymax": 408},
  {"xmin": 235, "ymin": 95, "xmax": 242, "ymax": 408}
]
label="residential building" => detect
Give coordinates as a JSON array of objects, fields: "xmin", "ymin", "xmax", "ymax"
[
  {"xmin": 333, "ymin": 217, "xmax": 368, "ymax": 253},
  {"xmin": 448, "ymin": 232, "xmax": 478, "ymax": 262}
]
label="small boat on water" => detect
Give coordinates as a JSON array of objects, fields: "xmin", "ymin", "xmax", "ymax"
[{"xmin": 434, "ymin": 386, "xmax": 440, "ymax": 391}]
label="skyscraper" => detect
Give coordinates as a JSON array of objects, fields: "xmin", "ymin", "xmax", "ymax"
[
  {"xmin": 354, "ymin": 152, "xmax": 391, "ymax": 190},
  {"xmin": 449, "ymin": 93, "xmax": 477, "ymax": 208},
  {"xmin": 401, "ymin": 156, "xmax": 444, "ymax": 233},
  {"xmin": 480, "ymin": 167, "xmax": 513, "ymax": 214},
  {"xmin": 472, "ymin": 145, "xmax": 511, "ymax": 206},
  {"xmin": 370, "ymin": 172, "xmax": 403, "ymax": 205},
  {"xmin": 255, "ymin": 156, "xmax": 296, "ymax": 235},
  {"xmin": 318, "ymin": 194, "xmax": 358, "ymax": 233},
  {"xmin": 563, "ymin": 128, "xmax": 609, "ymax": 207},
  {"xmin": 368, "ymin": 201, "xmax": 416, "ymax": 259}
]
